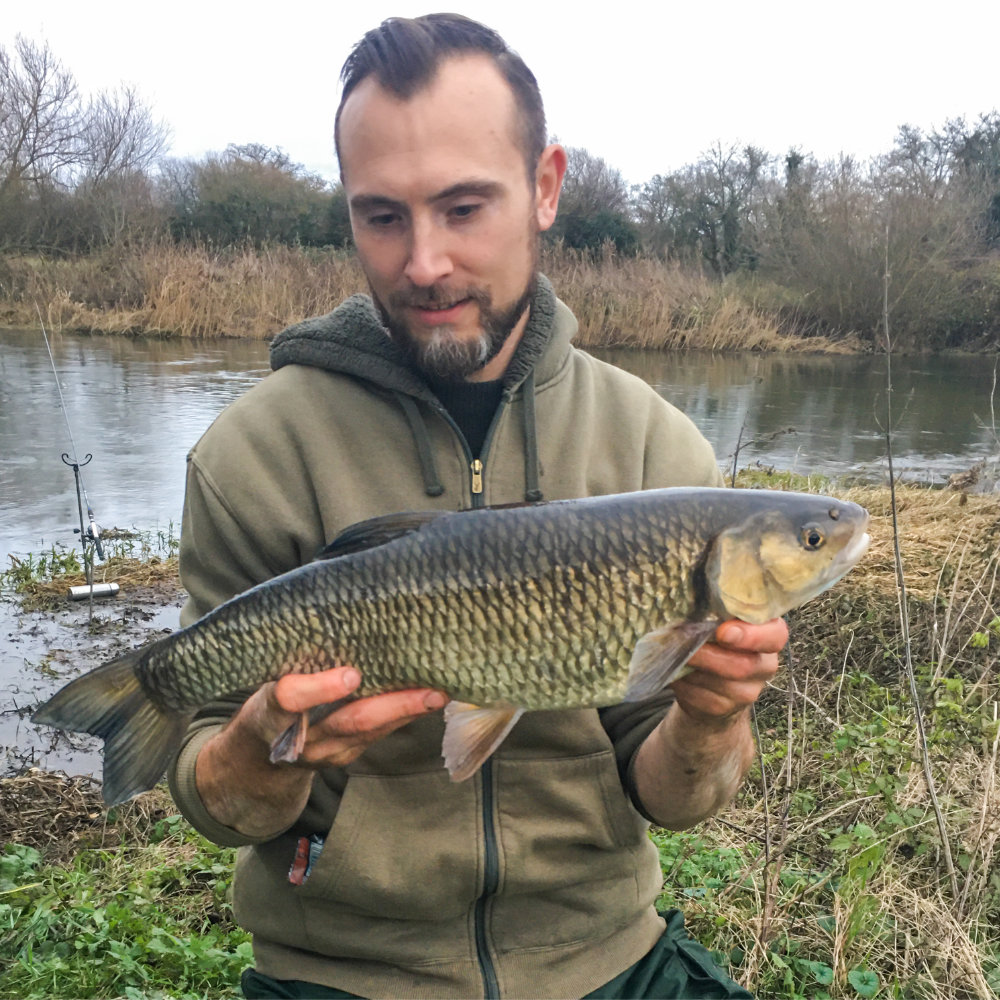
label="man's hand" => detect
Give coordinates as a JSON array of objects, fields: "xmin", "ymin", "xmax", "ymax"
[
  {"xmin": 195, "ymin": 665, "xmax": 447, "ymax": 838},
  {"xmin": 670, "ymin": 618, "xmax": 787, "ymax": 725},
  {"xmin": 633, "ymin": 618, "xmax": 787, "ymax": 829}
]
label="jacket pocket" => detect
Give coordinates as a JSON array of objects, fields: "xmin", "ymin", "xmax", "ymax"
[
  {"xmin": 493, "ymin": 749, "xmax": 657, "ymax": 950},
  {"xmin": 295, "ymin": 768, "xmax": 480, "ymax": 924}
]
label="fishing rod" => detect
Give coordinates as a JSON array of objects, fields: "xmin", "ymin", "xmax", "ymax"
[{"xmin": 36, "ymin": 304, "xmax": 106, "ymax": 579}]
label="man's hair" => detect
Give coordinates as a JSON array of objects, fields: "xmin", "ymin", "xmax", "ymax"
[{"xmin": 334, "ymin": 13, "xmax": 546, "ymax": 180}]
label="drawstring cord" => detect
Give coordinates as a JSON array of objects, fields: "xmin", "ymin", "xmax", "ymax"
[
  {"xmin": 520, "ymin": 369, "xmax": 543, "ymax": 502},
  {"xmin": 395, "ymin": 375, "xmax": 543, "ymax": 502},
  {"xmin": 394, "ymin": 392, "xmax": 445, "ymax": 497}
]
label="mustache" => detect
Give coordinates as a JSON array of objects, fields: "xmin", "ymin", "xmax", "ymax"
[{"xmin": 387, "ymin": 285, "xmax": 491, "ymax": 311}]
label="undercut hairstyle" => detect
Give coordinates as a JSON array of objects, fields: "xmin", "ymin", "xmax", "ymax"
[{"xmin": 335, "ymin": 13, "xmax": 546, "ymax": 181}]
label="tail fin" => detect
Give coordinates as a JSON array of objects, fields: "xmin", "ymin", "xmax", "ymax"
[{"xmin": 32, "ymin": 648, "xmax": 192, "ymax": 806}]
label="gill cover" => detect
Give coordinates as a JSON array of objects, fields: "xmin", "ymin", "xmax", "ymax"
[{"xmin": 704, "ymin": 504, "xmax": 867, "ymax": 624}]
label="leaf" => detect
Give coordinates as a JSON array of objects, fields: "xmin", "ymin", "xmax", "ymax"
[
  {"xmin": 848, "ymin": 967, "xmax": 880, "ymax": 996},
  {"xmin": 805, "ymin": 960, "xmax": 835, "ymax": 985}
]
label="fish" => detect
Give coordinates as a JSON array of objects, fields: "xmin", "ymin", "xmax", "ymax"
[{"xmin": 33, "ymin": 487, "xmax": 870, "ymax": 805}]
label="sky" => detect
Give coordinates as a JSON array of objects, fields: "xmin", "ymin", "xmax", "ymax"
[{"xmin": 3, "ymin": 0, "xmax": 1000, "ymax": 187}]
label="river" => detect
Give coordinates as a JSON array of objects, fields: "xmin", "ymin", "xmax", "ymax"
[
  {"xmin": 2, "ymin": 329, "xmax": 998, "ymax": 565},
  {"xmin": 3, "ymin": 327, "xmax": 999, "ymax": 777}
]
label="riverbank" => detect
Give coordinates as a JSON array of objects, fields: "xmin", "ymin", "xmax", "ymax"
[
  {"xmin": 2, "ymin": 479, "xmax": 999, "ymax": 998},
  {"xmin": 0, "ymin": 244, "xmax": 865, "ymax": 352}
]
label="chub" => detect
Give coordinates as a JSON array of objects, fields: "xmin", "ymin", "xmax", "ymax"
[{"xmin": 33, "ymin": 487, "xmax": 870, "ymax": 804}]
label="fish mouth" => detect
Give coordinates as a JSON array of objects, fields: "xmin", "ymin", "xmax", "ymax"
[{"xmin": 829, "ymin": 529, "xmax": 871, "ymax": 582}]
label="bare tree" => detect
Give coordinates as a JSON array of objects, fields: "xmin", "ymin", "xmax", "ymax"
[
  {"xmin": 79, "ymin": 85, "xmax": 170, "ymax": 183},
  {"xmin": 559, "ymin": 145, "xmax": 631, "ymax": 217},
  {"xmin": 0, "ymin": 35, "xmax": 81, "ymax": 198}
]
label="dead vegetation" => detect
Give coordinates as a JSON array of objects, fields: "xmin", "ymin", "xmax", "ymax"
[
  {"xmin": 0, "ymin": 243, "xmax": 859, "ymax": 352},
  {"xmin": 12, "ymin": 554, "xmax": 179, "ymax": 611},
  {"xmin": 3, "ymin": 480, "xmax": 999, "ymax": 996},
  {"xmin": 0, "ymin": 769, "xmax": 174, "ymax": 865}
]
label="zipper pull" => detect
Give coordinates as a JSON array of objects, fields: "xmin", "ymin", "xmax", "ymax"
[{"xmin": 471, "ymin": 458, "xmax": 484, "ymax": 495}]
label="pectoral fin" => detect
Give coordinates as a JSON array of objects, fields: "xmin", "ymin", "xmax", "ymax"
[
  {"xmin": 623, "ymin": 621, "xmax": 720, "ymax": 702},
  {"xmin": 269, "ymin": 698, "xmax": 355, "ymax": 764},
  {"xmin": 441, "ymin": 701, "xmax": 525, "ymax": 782}
]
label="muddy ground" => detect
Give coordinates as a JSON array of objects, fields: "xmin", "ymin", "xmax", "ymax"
[{"xmin": 1, "ymin": 576, "xmax": 185, "ymax": 782}]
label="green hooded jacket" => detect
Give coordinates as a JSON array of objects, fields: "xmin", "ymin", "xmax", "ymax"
[{"xmin": 168, "ymin": 276, "xmax": 725, "ymax": 999}]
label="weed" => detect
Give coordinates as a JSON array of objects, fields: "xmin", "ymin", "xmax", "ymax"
[
  {"xmin": 2, "ymin": 527, "xmax": 181, "ymax": 610},
  {"xmin": 1, "ymin": 546, "xmax": 82, "ymax": 592},
  {"xmin": 0, "ymin": 821, "xmax": 249, "ymax": 999}
]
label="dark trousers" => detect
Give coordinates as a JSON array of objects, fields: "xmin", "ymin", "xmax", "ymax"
[{"xmin": 241, "ymin": 910, "xmax": 753, "ymax": 999}]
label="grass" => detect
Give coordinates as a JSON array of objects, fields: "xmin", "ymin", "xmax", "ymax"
[
  {"xmin": 2, "ymin": 479, "xmax": 999, "ymax": 998},
  {"xmin": 0, "ymin": 778, "xmax": 249, "ymax": 999},
  {"xmin": 1, "ymin": 526, "xmax": 180, "ymax": 611},
  {"xmin": 0, "ymin": 242, "xmax": 857, "ymax": 352}
]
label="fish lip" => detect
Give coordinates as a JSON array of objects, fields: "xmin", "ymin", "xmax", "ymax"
[
  {"xmin": 824, "ymin": 529, "xmax": 871, "ymax": 587},
  {"xmin": 840, "ymin": 530, "xmax": 871, "ymax": 567}
]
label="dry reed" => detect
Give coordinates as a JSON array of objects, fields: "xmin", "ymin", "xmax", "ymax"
[
  {"xmin": 0, "ymin": 769, "xmax": 174, "ymax": 865},
  {"xmin": 0, "ymin": 243, "xmax": 859, "ymax": 351}
]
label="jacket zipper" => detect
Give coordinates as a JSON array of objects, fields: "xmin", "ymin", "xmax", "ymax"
[
  {"xmin": 475, "ymin": 757, "xmax": 501, "ymax": 999},
  {"xmin": 431, "ymin": 391, "xmax": 510, "ymax": 508},
  {"xmin": 430, "ymin": 393, "xmax": 511, "ymax": 996},
  {"xmin": 471, "ymin": 458, "xmax": 484, "ymax": 496}
]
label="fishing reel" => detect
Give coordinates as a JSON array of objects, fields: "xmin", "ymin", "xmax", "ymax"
[
  {"xmin": 62, "ymin": 453, "xmax": 106, "ymax": 563},
  {"xmin": 75, "ymin": 513, "xmax": 106, "ymax": 562}
]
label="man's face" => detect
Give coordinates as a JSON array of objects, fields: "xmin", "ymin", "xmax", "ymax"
[{"xmin": 338, "ymin": 54, "xmax": 563, "ymax": 382}]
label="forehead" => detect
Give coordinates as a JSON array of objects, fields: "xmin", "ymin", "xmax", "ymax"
[{"xmin": 338, "ymin": 54, "xmax": 525, "ymax": 195}]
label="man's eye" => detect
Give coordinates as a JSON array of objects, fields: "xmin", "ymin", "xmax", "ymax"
[
  {"xmin": 450, "ymin": 203, "xmax": 480, "ymax": 220},
  {"xmin": 367, "ymin": 212, "xmax": 400, "ymax": 227}
]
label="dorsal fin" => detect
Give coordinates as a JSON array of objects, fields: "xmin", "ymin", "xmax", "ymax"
[
  {"xmin": 315, "ymin": 499, "xmax": 546, "ymax": 561},
  {"xmin": 315, "ymin": 510, "xmax": 451, "ymax": 560}
]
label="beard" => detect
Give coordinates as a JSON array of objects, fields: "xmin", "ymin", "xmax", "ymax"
[{"xmin": 373, "ymin": 272, "xmax": 538, "ymax": 383}]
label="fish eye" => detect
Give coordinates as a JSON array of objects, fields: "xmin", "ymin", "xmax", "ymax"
[{"xmin": 800, "ymin": 524, "xmax": 825, "ymax": 550}]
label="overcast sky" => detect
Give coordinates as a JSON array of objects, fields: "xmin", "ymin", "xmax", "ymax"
[{"xmin": 4, "ymin": 0, "xmax": 999, "ymax": 186}]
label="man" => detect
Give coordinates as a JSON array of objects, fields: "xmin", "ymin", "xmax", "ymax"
[{"xmin": 168, "ymin": 14, "xmax": 786, "ymax": 1000}]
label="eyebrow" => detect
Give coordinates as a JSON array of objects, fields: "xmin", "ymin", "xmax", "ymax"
[{"xmin": 350, "ymin": 180, "xmax": 505, "ymax": 215}]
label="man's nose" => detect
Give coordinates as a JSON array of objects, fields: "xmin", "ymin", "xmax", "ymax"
[{"xmin": 403, "ymin": 219, "xmax": 454, "ymax": 287}]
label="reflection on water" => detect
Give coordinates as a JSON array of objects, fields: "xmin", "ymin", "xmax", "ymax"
[
  {"xmin": 594, "ymin": 349, "xmax": 1000, "ymax": 484},
  {"xmin": 1, "ymin": 329, "xmax": 270, "ymax": 562},
  {"xmin": 2, "ymin": 328, "xmax": 999, "ymax": 566}
]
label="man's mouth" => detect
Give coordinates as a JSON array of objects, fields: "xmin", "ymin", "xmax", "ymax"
[{"xmin": 411, "ymin": 298, "xmax": 470, "ymax": 322}]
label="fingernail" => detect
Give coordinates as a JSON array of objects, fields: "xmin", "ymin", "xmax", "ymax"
[
  {"xmin": 720, "ymin": 623, "xmax": 744, "ymax": 645},
  {"xmin": 424, "ymin": 691, "xmax": 448, "ymax": 710},
  {"xmin": 343, "ymin": 668, "xmax": 362, "ymax": 691}
]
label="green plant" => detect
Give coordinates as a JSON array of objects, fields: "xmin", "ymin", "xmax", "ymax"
[
  {"xmin": 0, "ymin": 825, "xmax": 250, "ymax": 999},
  {"xmin": 1, "ymin": 545, "xmax": 82, "ymax": 592}
]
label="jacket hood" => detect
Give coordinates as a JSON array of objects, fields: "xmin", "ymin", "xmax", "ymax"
[{"xmin": 269, "ymin": 274, "xmax": 559, "ymax": 399}]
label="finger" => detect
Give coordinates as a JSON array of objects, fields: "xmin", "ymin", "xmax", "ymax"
[
  {"xmin": 688, "ymin": 643, "xmax": 781, "ymax": 682},
  {"xmin": 272, "ymin": 666, "xmax": 363, "ymax": 714},
  {"xmin": 299, "ymin": 716, "xmax": 421, "ymax": 767},
  {"xmin": 671, "ymin": 656, "xmax": 776, "ymax": 720},
  {"xmin": 295, "ymin": 690, "xmax": 448, "ymax": 768},
  {"xmin": 713, "ymin": 618, "xmax": 789, "ymax": 654},
  {"xmin": 309, "ymin": 688, "xmax": 448, "ymax": 741}
]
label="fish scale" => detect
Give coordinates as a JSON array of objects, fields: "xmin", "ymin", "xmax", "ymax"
[{"xmin": 33, "ymin": 487, "xmax": 870, "ymax": 804}]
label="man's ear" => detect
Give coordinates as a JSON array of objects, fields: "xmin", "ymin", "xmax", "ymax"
[{"xmin": 534, "ymin": 144, "xmax": 567, "ymax": 232}]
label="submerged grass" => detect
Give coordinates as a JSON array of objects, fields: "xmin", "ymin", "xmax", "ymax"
[
  {"xmin": 0, "ymin": 243, "xmax": 856, "ymax": 352},
  {"xmin": 2, "ymin": 527, "xmax": 180, "ymax": 611},
  {"xmin": 2, "ymin": 480, "xmax": 999, "ymax": 997}
]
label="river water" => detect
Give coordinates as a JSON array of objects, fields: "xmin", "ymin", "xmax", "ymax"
[
  {"xmin": 2, "ymin": 328, "xmax": 998, "ymax": 565},
  {"xmin": 2, "ymin": 327, "xmax": 998, "ymax": 776}
]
